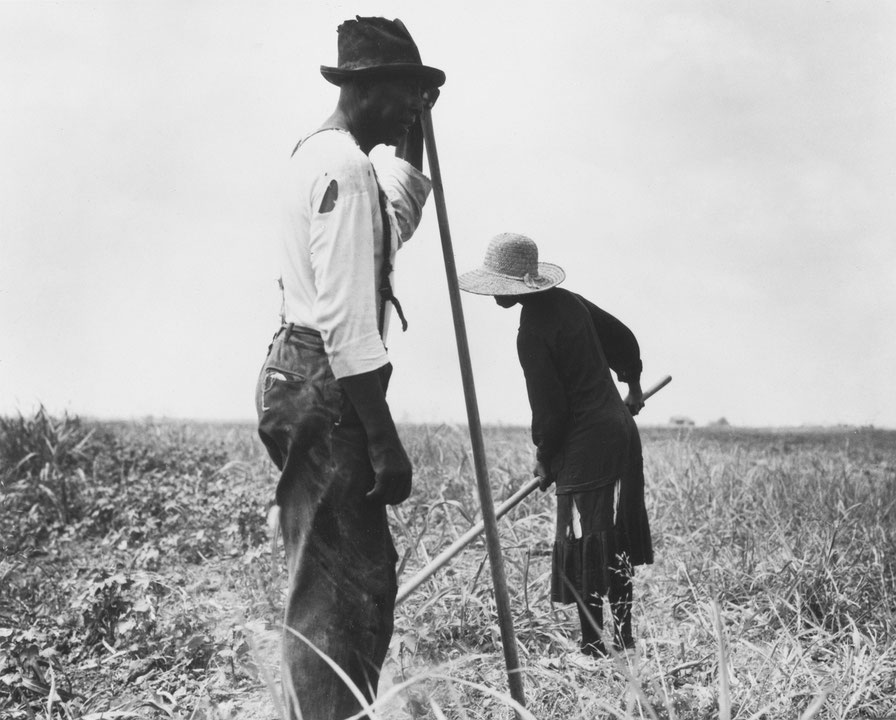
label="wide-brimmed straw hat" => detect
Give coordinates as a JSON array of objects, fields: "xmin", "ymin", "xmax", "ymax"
[
  {"xmin": 458, "ymin": 233, "xmax": 565, "ymax": 296},
  {"xmin": 321, "ymin": 16, "xmax": 446, "ymax": 88}
]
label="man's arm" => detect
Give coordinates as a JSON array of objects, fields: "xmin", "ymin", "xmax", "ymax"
[
  {"xmin": 308, "ymin": 153, "xmax": 388, "ymax": 378},
  {"xmin": 308, "ymin": 152, "xmax": 413, "ymax": 504},
  {"xmin": 338, "ymin": 365, "xmax": 412, "ymax": 505}
]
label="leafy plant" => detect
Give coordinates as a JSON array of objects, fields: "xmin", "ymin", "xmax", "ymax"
[{"xmin": 2, "ymin": 413, "xmax": 895, "ymax": 719}]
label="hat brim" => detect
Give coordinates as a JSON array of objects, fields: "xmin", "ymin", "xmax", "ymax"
[
  {"xmin": 320, "ymin": 63, "xmax": 446, "ymax": 88},
  {"xmin": 458, "ymin": 263, "xmax": 566, "ymax": 296}
]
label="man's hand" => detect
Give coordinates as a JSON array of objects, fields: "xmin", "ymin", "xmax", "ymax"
[
  {"xmin": 339, "ymin": 366, "xmax": 414, "ymax": 505},
  {"xmin": 397, "ymin": 87, "xmax": 440, "ymax": 169},
  {"xmin": 534, "ymin": 459, "xmax": 553, "ymax": 492},
  {"xmin": 422, "ymin": 87, "xmax": 440, "ymax": 109},
  {"xmin": 366, "ymin": 438, "xmax": 413, "ymax": 505}
]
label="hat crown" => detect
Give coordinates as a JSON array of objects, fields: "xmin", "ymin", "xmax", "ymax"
[
  {"xmin": 457, "ymin": 233, "xmax": 564, "ymax": 296},
  {"xmin": 483, "ymin": 233, "xmax": 541, "ymax": 279},
  {"xmin": 335, "ymin": 16, "xmax": 423, "ymax": 72}
]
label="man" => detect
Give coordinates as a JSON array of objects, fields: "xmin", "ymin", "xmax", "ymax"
[
  {"xmin": 255, "ymin": 17, "xmax": 444, "ymax": 719},
  {"xmin": 458, "ymin": 233, "xmax": 654, "ymax": 657}
]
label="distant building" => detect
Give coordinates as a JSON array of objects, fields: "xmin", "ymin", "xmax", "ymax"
[{"xmin": 668, "ymin": 416, "xmax": 696, "ymax": 427}]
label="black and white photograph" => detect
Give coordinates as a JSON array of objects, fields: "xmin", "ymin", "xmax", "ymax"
[{"xmin": 2, "ymin": 2, "xmax": 894, "ymax": 719}]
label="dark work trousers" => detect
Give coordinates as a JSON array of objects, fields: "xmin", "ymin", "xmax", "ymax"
[{"xmin": 255, "ymin": 326, "xmax": 398, "ymax": 720}]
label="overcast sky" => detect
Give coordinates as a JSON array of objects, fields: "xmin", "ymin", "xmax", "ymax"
[{"xmin": 2, "ymin": 1, "xmax": 894, "ymax": 428}]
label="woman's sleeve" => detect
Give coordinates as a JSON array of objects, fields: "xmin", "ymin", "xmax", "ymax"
[
  {"xmin": 576, "ymin": 294, "xmax": 643, "ymax": 383},
  {"xmin": 517, "ymin": 328, "xmax": 568, "ymax": 464}
]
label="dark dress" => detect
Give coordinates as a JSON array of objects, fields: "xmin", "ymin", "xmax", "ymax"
[{"xmin": 516, "ymin": 287, "xmax": 653, "ymax": 604}]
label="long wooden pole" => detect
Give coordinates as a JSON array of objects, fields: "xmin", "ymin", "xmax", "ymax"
[
  {"xmin": 396, "ymin": 374, "xmax": 672, "ymax": 605},
  {"xmin": 421, "ymin": 107, "xmax": 526, "ymax": 711}
]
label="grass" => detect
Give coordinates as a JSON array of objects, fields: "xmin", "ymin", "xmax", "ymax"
[{"xmin": 1, "ymin": 412, "xmax": 894, "ymax": 719}]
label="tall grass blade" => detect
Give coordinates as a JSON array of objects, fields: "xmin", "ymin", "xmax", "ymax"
[{"xmin": 712, "ymin": 599, "xmax": 731, "ymax": 720}]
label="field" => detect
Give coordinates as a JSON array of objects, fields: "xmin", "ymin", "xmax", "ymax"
[{"xmin": 2, "ymin": 410, "xmax": 895, "ymax": 719}]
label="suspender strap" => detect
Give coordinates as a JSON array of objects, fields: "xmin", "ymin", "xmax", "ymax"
[
  {"xmin": 376, "ymin": 188, "xmax": 409, "ymax": 335},
  {"xmin": 293, "ymin": 130, "xmax": 409, "ymax": 336}
]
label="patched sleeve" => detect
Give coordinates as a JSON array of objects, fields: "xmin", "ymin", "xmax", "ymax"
[
  {"xmin": 370, "ymin": 152, "xmax": 432, "ymax": 247},
  {"xmin": 308, "ymin": 158, "xmax": 389, "ymax": 378}
]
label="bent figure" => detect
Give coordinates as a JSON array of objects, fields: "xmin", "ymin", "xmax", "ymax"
[{"xmin": 459, "ymin": 233, "xmax": 654, "ymax": 657}]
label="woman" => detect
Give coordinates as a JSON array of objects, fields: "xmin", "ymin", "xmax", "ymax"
[{"xmin": 459, "ymin": 233, "xmax": 654, "ymax": 656}]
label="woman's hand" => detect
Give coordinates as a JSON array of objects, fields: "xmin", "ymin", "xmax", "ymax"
[
  {"xmin": 624, "ymin": 382, "xmax": 644, "ymax": 416},
  {"xmin": 534, "ymin": 459, "xmax": 553, "ymax": 492}
]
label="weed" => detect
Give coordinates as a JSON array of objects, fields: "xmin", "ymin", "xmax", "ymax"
[{"xmin": 1, "ymin": 413, "xmax": 894, "ymax": 718}]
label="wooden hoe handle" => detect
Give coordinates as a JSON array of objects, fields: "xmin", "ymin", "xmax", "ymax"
[{"xmin": 395, "ymin": 374, "xmax": 672, "ymax": 605}]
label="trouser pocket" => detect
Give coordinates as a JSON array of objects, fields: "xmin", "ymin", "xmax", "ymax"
[{"xmin": 255, "ymin": 332, "xmax": 341, "ymax": 474}]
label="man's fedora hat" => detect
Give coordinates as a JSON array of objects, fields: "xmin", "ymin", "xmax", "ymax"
[
  {"xmin": 459, "ymin": 233, "xmax": 566, "ymax": 296},
  {"xmin": 320, "ymin": 16, "xmax": 446, "ymax": 88}
]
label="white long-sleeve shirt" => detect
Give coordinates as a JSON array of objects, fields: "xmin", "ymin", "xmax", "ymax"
[{"xmin": 278, "ymin": 129, "xmax": 431, "ymax": 378}]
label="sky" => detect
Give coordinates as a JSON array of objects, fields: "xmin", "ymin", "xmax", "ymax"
[{"xmin": 2, "ymin": 1, "xmax": 895, "ymax": 428}]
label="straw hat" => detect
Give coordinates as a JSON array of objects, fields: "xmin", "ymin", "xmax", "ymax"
[
  {"xmin": 320, "ymin": 17, "xmax": 446, "ymax": 88},
  {"xmin": 458, "ymin": 233, "xmax": 565, "ymax": 296}
]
